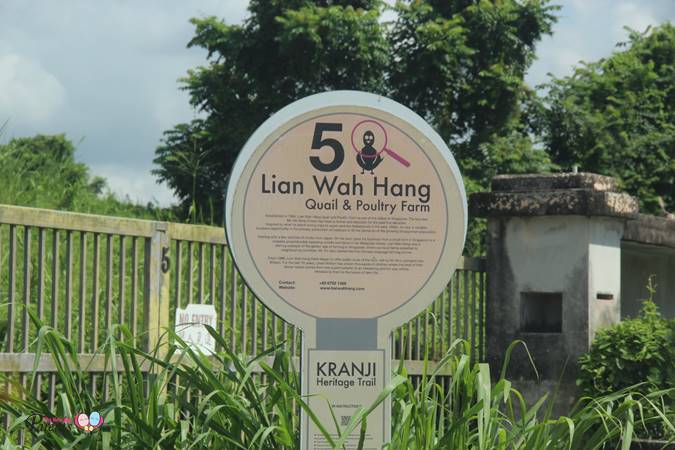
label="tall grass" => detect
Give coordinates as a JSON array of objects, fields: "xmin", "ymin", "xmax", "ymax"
[
  {"xmin": 388, "ymin": 342, "xmax": 674, "ymax": 449},
  {"xmin": 0, "ymin": 137, "xmax": 169, "ymax": 220},
  {"xmin": 0, "ymin": 314, "xmax": 673, "ymax": 449}
]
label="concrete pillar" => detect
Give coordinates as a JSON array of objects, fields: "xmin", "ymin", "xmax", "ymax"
[{"xmin": 470, "ymin": 173, "xmax": 639, "ymax": 413}]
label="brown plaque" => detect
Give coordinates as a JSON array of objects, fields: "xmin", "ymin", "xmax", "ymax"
[
  {"xmin": 225, "ymin": 92, "xmax": 466, "ymax": 450},
  {"xmin": 228, "ymin": 97, "xmax": 465, "ymax": 323}
]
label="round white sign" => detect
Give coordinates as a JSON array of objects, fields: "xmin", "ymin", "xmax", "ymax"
[{"xmin": 225, "ymin": 91, "xmax": 466, "ymax": 323}]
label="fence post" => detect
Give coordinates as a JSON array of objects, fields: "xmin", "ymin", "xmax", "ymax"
[{"xmin": 143, "ymin": 222, "xmax": 171, "ymax": 356}]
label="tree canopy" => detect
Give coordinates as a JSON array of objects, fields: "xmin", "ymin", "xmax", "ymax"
[
  {"xmin": 536, "ymin": 23, "xmax": 675, "ymax": 215},
  {"xmin": 0, "ymin": 134, "xmax": 164, "ymax": 218},
  {"xmin": 153, "ymin": 0, "xmax": 558, "ymax": 229}
]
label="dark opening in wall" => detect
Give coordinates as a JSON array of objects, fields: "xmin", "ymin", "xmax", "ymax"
[{"xmin": 520, "ymin": 292, "xmax": 562, "ymax": 333}]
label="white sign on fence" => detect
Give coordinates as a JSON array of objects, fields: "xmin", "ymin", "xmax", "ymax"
[{"xmin": 174, "ymin": 304, "xmax": 217, "ymax": 353}]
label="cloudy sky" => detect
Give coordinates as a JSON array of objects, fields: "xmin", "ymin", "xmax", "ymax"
[{"xmin": 1, "ymin": 1, "xmax": 673, "ymax": 207}]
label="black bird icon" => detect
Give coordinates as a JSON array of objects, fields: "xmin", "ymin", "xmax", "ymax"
[{"xmin": 356, "ymin": 131, "xmax": 383, "ymax": 174}]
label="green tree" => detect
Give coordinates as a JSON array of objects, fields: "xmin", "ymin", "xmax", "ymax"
[
  {"xmin": 0, "ymin": 134, "xmax": 165, "ymax": 219},
  {"xmin": 537, "ymin": 23, "xmax": 675, "ymax": 215},
  {"xmin": 154, "ymin": 0, "xmax": 558, "ymax": 243},
  {"xmin": 153, "ymin": 0, "xmax": 389, "ymax": 221},
  {"xmin": 0, "ymin": 134, "xmax": 102, "ymax": 209},
  {"xmin": 389, "ymin": 0, "xmax": 556, "ymax": 176}
]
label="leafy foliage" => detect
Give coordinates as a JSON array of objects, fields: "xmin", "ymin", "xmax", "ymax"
[
  {"xmin": 0, "ymin": 134, "xmax": 167, "ymax": 219},
  {"xmin": 578, "ymin": 278, "xmax": 675, "ymax": 439},
  {"xmin": 578, "ymin": 280, "xmax": 675, "ymax": 398},
  {"xmin": 1, "ymin": 317, "xmax": 673, "ymax": 448},
  {"xmin": 154, "ymin": 0, "xmax": 558, "ymax": 236},
  {"xmin": 537, "ymin": 23, "xmax": 675, "ymax": 214},
  {"xmin": 390, "ymin": 0, "xmax": 556, "ymax": 165},
  {"xmin": 153, "ymin": 0, "xmax": 389, "ymax": 222}
]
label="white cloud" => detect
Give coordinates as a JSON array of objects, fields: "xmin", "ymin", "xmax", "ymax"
[
  {"xmin": 616, "ymin": 2, "xmax": 658, "ymax": 35},
  {"xmin": 92, "ymin": 163, "xmax": 177, "ymax": 207},
  {"xmin": 0, "ymin": 51, "xmax": 66, "ymax": 123},
  {"xmin": 526, "ymin": 0, "xmax": 675, "ymax": 88},
  {"xmin": 0, "ymin": 0, "xmax": 248, "ymax": 206}
]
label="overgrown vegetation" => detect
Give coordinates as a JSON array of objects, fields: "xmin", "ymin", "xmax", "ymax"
[
  {"xmin": 153, "ymin": 1, "xmax": 675, "ymax": 250},
  {"xmin": 153, "ymin": 0, "xmax": 559, "ymax": 250},
  {"xmin": 578, "ymin": 277, "xmax": 675, "ymax": 440},
  {"xmin": 0, "ymin": 133, "xmax": 168, "ymax": 220},
  {"xmin": 536, "ymin": 24, "xmax": 675, "ymax": 215},
  {"xmin": 0, "ymin": 314, "xmax": 672, "ymax": 449}
]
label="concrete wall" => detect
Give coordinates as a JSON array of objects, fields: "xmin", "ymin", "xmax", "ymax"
[
  {"xmin": 471, "ymin": 172, "xmax": 672, "ymax": 417},
  {"xmin": 621, "ymin": 242, "xmax": 675, "ymax": 319},
  {"xmin": 588, "ymin": 219, "xmax": 623, "ymax": 342},
  {"xmin": 502, "ymin": 215, "xmax": 588, "ymax": 383},
  {"xmin": 487, "ymin": 216, "xmax": 623, "ymax": 381},
  {"xmin": 485, "ymin": 215, "xmax": 624, "ymax": 416}
]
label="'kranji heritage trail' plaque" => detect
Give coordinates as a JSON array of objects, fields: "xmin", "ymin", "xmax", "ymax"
[{"xmin": 225, "ymin": 91, "xmax": 466, "ymax": 450}]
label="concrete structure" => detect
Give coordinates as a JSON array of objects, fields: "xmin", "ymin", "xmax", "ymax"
[
  {"xmin": 622, "ymin": 215, "xmax": 675, "ymax": 318},
  {"xmin": 470, "ymin": 172, "xmax": 674, "ymax": 414}
]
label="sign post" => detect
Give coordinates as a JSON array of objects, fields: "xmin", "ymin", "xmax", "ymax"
[{"xmin": 225, "ymin": 91, "xmax": 466, "ymax": 450}]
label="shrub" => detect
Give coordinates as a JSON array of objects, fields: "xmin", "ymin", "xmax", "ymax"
[
  {"xmin": 578, "ymin": 277, "xmax": 675, "ymax": 439},
  {"xmin": 578, "ymin": 280, "xmax": 674, "ymax": 397}
]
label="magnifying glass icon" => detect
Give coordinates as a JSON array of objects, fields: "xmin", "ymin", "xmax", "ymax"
[{"xmin": 351, "ymin": 119, "xmax": 411, "ymax": 168}]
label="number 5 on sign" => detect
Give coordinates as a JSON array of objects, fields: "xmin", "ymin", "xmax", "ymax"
[{"xmin": 225, "ymin": 91, "xmax": 466, "ymax": 450}]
